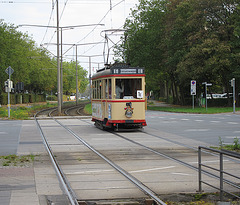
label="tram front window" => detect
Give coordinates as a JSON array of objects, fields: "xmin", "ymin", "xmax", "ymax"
[{"xmin": 115, "ymin": 78, "xmax": 142, "ymax": 99}]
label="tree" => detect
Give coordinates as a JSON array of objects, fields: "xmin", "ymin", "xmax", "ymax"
[
  {"xmin": 117, "ymin": 0, "xmax": 240, "ymax": 105},
  {"xmin": 0, "ymin": 20, "xmax": 89, "ymax": 100}
]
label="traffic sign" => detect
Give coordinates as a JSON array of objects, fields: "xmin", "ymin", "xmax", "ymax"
[
  {"xmin": 5, "ymin": 66, "xmax": 14, "ymax": 76},
  {"xmin": 191, "ymin": 80, "xmax": 196, "ymax": 95}
]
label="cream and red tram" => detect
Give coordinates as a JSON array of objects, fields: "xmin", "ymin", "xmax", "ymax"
[{"xmin": 91, "ymin": 64, "xmax": 147, "ymax": 129}]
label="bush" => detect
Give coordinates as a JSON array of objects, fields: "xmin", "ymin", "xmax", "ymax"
[
  {"xmin": 208, "ymin": 98, "xmax": 230, "ymax": 107},
  {"xmin": 0, "ymin": 93, "xmax": 46, "ymax": 105}
]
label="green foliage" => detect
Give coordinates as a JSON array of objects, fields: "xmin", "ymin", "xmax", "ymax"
[
  {"xmin": 0, "ymin": 20, "xmax": 88, "ymax": 99},
  {"xmin": 233, "ymin": 137, "xmax": 240, "ymax": 150},
  {"xmin": 0, "ymin": 107, "xmax": 8, "ymax": 117},
  {"xmin": 194, "ymin": 193, "xmax": 206, "ymax": 201},
  {"xmin": 216, "ymin": 136, "xmax": 240, "ymax": 152},
  {"xmin": 119, "ymin": 0, "xmax": 240, "ymax": 105}
]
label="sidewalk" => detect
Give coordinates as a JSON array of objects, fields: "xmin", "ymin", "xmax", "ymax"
[{"xmin": 0, "ymin": 120, "xmax": 64, "ymax": 205}]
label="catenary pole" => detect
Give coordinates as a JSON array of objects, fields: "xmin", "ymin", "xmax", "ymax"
[
  {"xmin": 57, "ymin": 0, "xmax": 61, "ymax": 114},
  {"xmin": 76, "ymin": 45, "xmax": 78, "ymax": 105}
]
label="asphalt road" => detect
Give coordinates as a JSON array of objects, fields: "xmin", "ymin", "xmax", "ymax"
[
  {"xmin": 0, "ymin": 120, "xmax": 22, "ymax": 155},
  {"xmin": 0, "ymin": 110, "xmax": 239, "ymax": 155},
  {"xmin": 145, "ymin": 110, "xmax": 240, "ymax": 147}
]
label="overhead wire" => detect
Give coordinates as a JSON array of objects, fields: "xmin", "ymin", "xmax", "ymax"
[
  {"xmin": 63, "ymin": 0, "xmax": 126, "ymax": 56},
  {"xmin": 44, "ymin": 0, "xmax": 69, "ymax": 50},
  {"xmin": 60, "ymin": 0, "xmax": 69, "ymax": 21},
  {"xmin": 40, "ymin": 0, "xmax": 55, "ymax": 45},
  {"xmin": 40, "ymin": 0, "xmax": 132, "ymax": 67}
]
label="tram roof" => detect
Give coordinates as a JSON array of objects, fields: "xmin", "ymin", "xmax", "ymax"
[{"xmin": 91, "ymin": 63, "xmax": 145, "ymax": 80}]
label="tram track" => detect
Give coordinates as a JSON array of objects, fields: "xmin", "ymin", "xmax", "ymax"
[
  {"xmin": 35, "ymin": 109, "xmax": 79, "ymax": 205},
  {"xmin": 34, "ymin": 106, "xmax": 239, "ymax": 204},
  {"xmin": 34, "ymin": 106, "xmax": 167, "ymax": 205},
  {"xmin": 76, "ymin": 118, "xmax": 240, "ymax": 186}
]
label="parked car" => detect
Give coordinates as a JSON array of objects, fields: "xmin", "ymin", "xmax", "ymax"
[
  {"xmin": 221, "ymin": 93, "xmax": 233, "ymax": 98},
  {"xmin": 70, "ymin": 95, "xmax": 76, "ymax": 100},
  {"xmin": 212, "ymin": 94, "xmax": 222, "ymax": 99}
]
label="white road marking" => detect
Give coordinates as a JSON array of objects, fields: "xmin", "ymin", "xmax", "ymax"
[
  {"xmin": 0, "ymin": 132, "xmax": 7, "ymax": 134},
  {"xmin": 225, "ymin": 136, "xmax": 240, "ymax": 139},
  {"xmin": 181, "ymin": 119, "xmax": 189, "ymax": 121},
  {"xmin": 67, "ymin": 169, "xmax": 114, "ymax": 175},
  {"xmin": 171, "ymin": 172, "xmax": 193, "ymax": 176},
  {"xmin": 190, "ymin": 160, "xmax": 229, "ymax": 164},
  {"xmin": 210, "ymin": 121, "xmax": 220, "ymax": 123},
  {"xmin": 227, "ymin": 122, "xmax": 238, "ymax": 125},
  {"xmin": 195, "ymin": 120, "xmax": 203, "ymax": 122},
  {"xmin": 67, "ymin": 166, "xmax": 176, "ymax": 175},
  {"xmin": 129, "ymin": 166, "xmax": 175, "ymax": 173},
  {"xmin": 185, "ymin": 129, "xmax": 209, "ymax": 132}
]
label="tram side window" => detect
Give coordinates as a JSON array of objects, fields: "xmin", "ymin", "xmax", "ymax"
[
  {"xmin": 99, "ymin": 80, "xmax": 102, "ymax": 99},
  {"xmin": 115, "ymin": 78, "xmax": 142, "ymax": 99},
  {"xmin": 96, "ymin": 80, "xmax": 101, "ymax": 99},
  {"xmin": 92, "ymin": 81, "xmax": 96, "ymax": 99},
  {"xmin": 105, "ymin": 79, "xmax": 108, "ymax": 99},
  {"xmin": 108, "ymin": 79, "xmax": 112, "ymax": 99}
]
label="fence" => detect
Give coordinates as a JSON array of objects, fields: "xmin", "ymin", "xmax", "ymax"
[{"xmin": 198, "ymin": 146, "xmax": 240, "ymax": 201}]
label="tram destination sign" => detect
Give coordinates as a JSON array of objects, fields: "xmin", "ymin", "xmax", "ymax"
[{"xmin": 111, "ymin": 67, "xmax": 145, "ymax": 75}]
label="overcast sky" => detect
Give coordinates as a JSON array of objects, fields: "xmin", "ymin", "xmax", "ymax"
[{"xmin": 0, "ymin": 0, "xmax": 139, "ymax": 73}]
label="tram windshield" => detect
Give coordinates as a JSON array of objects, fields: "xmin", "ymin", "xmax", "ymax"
[{"xmin": 115, "ymin": 78, "xmax": 142, "ymax": 99}]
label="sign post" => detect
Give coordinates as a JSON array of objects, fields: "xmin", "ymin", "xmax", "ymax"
[
  {"xmin": 202, "ymin": 82, "xmax": 212, "ymax": 111},
  {"xmin": 191, "ymin": 80, "xmax": 196, "ymax": 109},
  {"xmin": 5, "ymin": 66, "xmax": 14, "ymax": 118},
  {"xmin": 231, "ymin": 78, "xmax": 235, "ymax": 114}
]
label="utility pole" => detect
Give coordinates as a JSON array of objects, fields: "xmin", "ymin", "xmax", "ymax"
[
  {"xmin": 60, "ymin": 28, "xmax": 63, "ymax": 109},
  {"xmin": 76, "ymin": 45, "xmax": 78, "ymax": 105},
  {"xmin": 231, "ymin": 78, "xmax": 236, "ymax": 114},
  {"xmin": 56, "ymin": 0, "xmax": 61, "ymax": 114},
  {"xmin": 89, "ymin": 56, "xmax": 92, "ymax": 101},
  {"xmin": 202, "ymin": 82, "xmax": 212, "ymax": 111}
]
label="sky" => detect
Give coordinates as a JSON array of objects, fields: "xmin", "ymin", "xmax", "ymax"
[{"xmin": 0, "ymin": 0, "xmax": 139, "ymax": 74}]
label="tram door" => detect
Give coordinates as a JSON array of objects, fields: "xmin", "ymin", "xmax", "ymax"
[{"xmin": 104, "ymin": 79, "xmax": 112, "ymax": 119}]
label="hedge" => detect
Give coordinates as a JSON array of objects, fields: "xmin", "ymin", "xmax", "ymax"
[{"xmin": 0, "ymin": 93, "xmax": 46, "ymax": 105}]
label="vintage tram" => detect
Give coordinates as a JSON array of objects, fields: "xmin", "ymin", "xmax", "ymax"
[{"xmin": 91, "ymin": 63, "xmax": 147, "ymax": 130}]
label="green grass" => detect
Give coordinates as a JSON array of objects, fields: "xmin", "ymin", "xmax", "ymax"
[
  {"xmin": 0, "ymin": 154, "xmax": 35, "ymax": 166},
  {"xmin": 212, "ymin": 137, "xmax": 240, "ymax": 153},
  {"xmin": 0, "ymin": 102, "xmax": 57, "ymax": 120},
  {"xmin": 84, "ymin": 103, "xmax": 92, "ymax": 115},
  {"xmin": 147, "ymin": 106, "xmax": 239, "ymax": 114}
]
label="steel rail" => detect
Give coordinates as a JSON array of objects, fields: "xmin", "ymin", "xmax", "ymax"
[
  {"xmin": 52, "ymin": 117, "xmax": 166, "ymax": 205},
  {"xmin": 73, "ymin": 118, "xmax": 237, "ymax": 184},
  {"xmin": 64, "ymin": 104, "xmax": 84, "ymax": 116},
  {"xmin": 34, "ymin": 111, "xmax": 79, "ymax": 205},
  {"xmin": 144, "ymin": 128, "xmax": 240, "ymax": 164},
  {"xmin": 110, "ymin": 131, "xmax": 240, "ymax": 188},
  {"xmin": 113, "ymin": 132, "xmax": 198, "ymax": 171}
]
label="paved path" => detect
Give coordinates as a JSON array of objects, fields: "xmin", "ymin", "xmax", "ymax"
[{"xmin": 0, "ymin": 120, "xmax": 64, "ymax": 205}]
